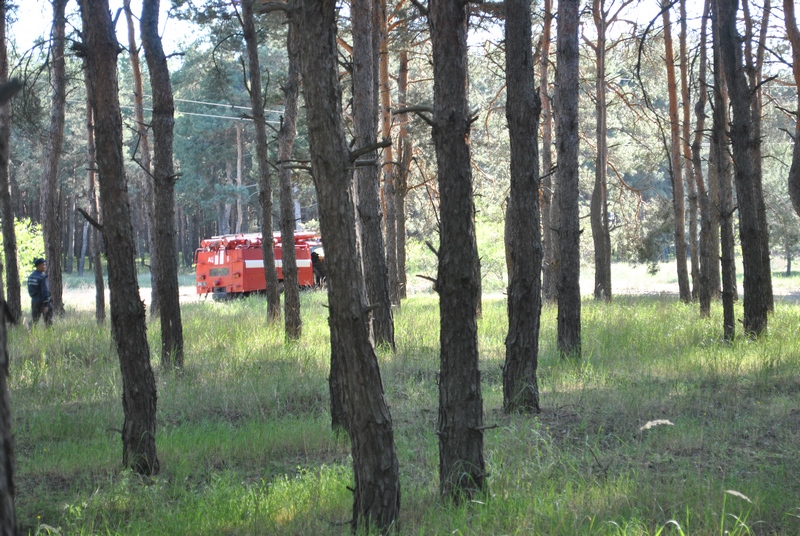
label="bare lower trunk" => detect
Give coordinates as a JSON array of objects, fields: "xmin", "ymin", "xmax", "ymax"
[
  {"xmin": 695, "ymin": 0, "xmax": 713, "ymax": 315},
  {"xmin": 294, "ymin": 1, "xmax": 400, "ymax": 528},
  {"xmin": 590, "ymin": 0, "xmax": 611, "ymax": 302},
  {"xmin": 680, "ymin": 0, "xmax": 700, "ymax": 300},
  {"xmin": 278, "ymin": 26, "xmax": 302, "ymax": 341},
  {"xmin": 82, "ymin": 67, "xmax": 106, "ymax": 324},
  {"xmin": 236, "ymin": 123, "xmax": 244, "ymax": 233},
  {"xmin": 0, "ymin": 17, "xmax": 19, "ymax": 523},
  {"xmin": 712, "ymin": 5, "xmax": 735, "ymax": 340},
  {"xmin": 396, "ymin": 50, "xmax": 411, "ymax": 301},
  {"xmin": 142, "ymin": 0, "xmax": 184, "ymax": 368},
  {"xmin": 79, "ymin": 0, "xmax": 158, "ymax": 474},
  {"xmin": 430, "ymin": 0, "xmax": 486, "ymax": 499},
  {"xmin": 0, "ymin": 292, "xmax": 16, "ymax": 535},
  {"xmin": 241, "ymin": 0, "xmax": 281, "ymax": 323},
  {"xmin": 717, "ymin": 0, "xmax": 769, "ymax": 337},
  {"xmin": 540, "ymin": 0, "xmax": 556, "ymax": 302},
  {"xmin": 123, "ymin": 0, "xmax": 157, "ymax": 316},
  {"xmin": 662, "ymin": 1, "xmax": 691, "ymax": 303},
  {"xmin": 0, "ymin": 10, "xmax": 20, "ymax": 323},
  {"xmin": 78, "ymin": 221, "xmax": 88, "ymax": 275},
  {"xmin": 556, "ymin": 0, "xmax": 581, "ymax": 358},
  {"xmin": 353, "ymin": 0, "xmax": 395, "ymax": 350},
  {"xmin": 41, "ymin": 0, "xmax": 68, "ymax": 316},
  {"xmin": 504, "ymin": 0, "xmax": 543, "ymax": 414},
  {"xmin": 65, "ymin": 196, "xmax": 75, "ymax": 273}
]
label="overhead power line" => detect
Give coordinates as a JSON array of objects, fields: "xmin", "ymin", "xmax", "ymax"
[
  {"xmin": 141, "ymin": 94, "xmax": 284, "ymax": 116},
  {"xmin": 119, "ymin": 104, "xmax": 280, "ymax": 124}
]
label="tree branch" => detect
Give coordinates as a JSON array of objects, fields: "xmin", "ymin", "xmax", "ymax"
[
  {"xmin": 76, "ymin": 207, "xmax": 103, "ymax": 232},
  {"xmin": 394, "ymin": 105, "xmax": 435, "ymax": 127},
  {"xmin": 350, "ymin": 138, "xmax": 392, "ymax": 161}
]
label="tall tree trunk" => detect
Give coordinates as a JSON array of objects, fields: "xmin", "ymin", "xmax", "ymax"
[
  {"xmin": 41, "ymin": 0, "xmax": 68, "ymax": 316},
  {"xmin": 293, "ymin": 0, "xmax": 400, "ymax": 528},
  {"xmin": 556, "ymin": 0, "xmax": 581, "ymax": 358},
  {"xmin": 123, "ymin": 0, "xmax": 158, "ymax": 316},
  {"xmin": 278, "ymin": 26, "xmax": 302, "ymax": 341},
  {"xmin": 0, "ymin": 280, "xmax": 16, "ymax": 535},
  {"xmin": 0, "ymin": 15, "xmax": 20, "ymax": 526},
  {"xmin": 695, "ymin": 0, "xmax": 714, "ymax": 316},
  {"xmin": 82, "ymin": 58, "xmax": 106, "ymax": 325},
  {"xmin": 78, "ymin": 221, "xmax": 88, "ymax": 275},
  {"xmin": 79, "ymin": 0, "xmax": 159, "ymax": 474},
  {"xmin": 65, "ymin": 196, "xmax": 75, "ymax": 273},
  {"xmin": 743, "ymin": 0, "xmax": 773, "ymax": 311},
  {"xmin": 716, "ymin": 0, "xmax": 769, "ymax": 336},
  {"xmin": 221, "ymin": 162, "xmax": 233, "ymax": 235},
  {"xmin": 711, "ymin": 22, "xmax": 736, "ymax": 340},
  {"xmin": 590, "ymin": 0, "xmax": 611, "ymax": 301},
  {"xmin": 785, "ymin": 0, "xmax": 800, "ymax": 217},
  {"xmin": 241, "ymin": 0, "xmax": 280, "ymax": 322},
  {"xmin": 385, "ymin": 133, "xmax": 399, "ymax": 308},
  {"xmin": 429, "ymin": 0, "xmax": 485, "ymax": 499},
  {"xmin": 353, "ymin": 0, "xmax": 395, "ymax": 350},
  {"xmin": 541, "ymin": 0, "xmax": 557, "ymax": 302},
  {"xmin": 396, "ymin": 49, "xmax": 411, "ymax": 301},
  {"xmin": 235, "ymin": 122, "xmax": 244, "ymax": 233},
  {"xmin": 662, "ymin": 1, "xmax": 691, "ymax": 303},
  {"xmin": 504, "ymin": 0, "xmax": 543, "ymax": 414},
  {"xmin": 142, "ymin": 0, "xmax": 184, "ymax": 367},
  {"xmin": 0, "ymin": 3, "xmax": 20, "ymax": 323},
  {"xmin": 680, "ymin": 0, "xmax": 700, "ymax": 300}
]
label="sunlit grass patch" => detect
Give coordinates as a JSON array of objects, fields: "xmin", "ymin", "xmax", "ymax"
[{"xmin": 8, "ymin": 289, "xmax": 800, "ymax": 535}]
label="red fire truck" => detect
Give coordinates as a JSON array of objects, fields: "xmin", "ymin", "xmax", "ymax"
[{"xmin": 195, "ymin": 231, "xmax": 321, "ymax": 300}]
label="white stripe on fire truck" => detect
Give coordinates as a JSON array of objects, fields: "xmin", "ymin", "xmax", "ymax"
[{"xmin": 244, "ymin": 260, "xmax": 313, "ymax": 269}]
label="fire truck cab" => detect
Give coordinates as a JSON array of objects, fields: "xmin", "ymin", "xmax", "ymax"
[{"xmin": 195, "ymin": 231, "xmax": 319, "ymax": 300}]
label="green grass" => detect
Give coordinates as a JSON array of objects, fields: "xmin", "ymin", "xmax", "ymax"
[{"xmin": 8, "ymin": 280, "xmax": 800, "ymax": 534}]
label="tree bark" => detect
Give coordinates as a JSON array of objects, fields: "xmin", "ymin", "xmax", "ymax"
[
  {"xmin": 84, "ymin": 74, "xmax": 106, "ymax": 325},
  {"xmin": 716, "ymin": 0, "xmax": 770, "ymax": 337},
  {"xmin": 503, "ymin": 0, "xmax": 543, "ymax": 414},
  {"xmin": 353, "ymin": 0, "xmax": 395, "ymax": 350},
  {"xmin": 0, "ymin": 286, "xmax": 16, "ymax": 536},
  {"xmin": 235, "ymin": 122, "xmax": 244, "ymax": 233},
  {"xmin": 695, "ymin": 0, "xmax": 714, "ymax": 316},
  {"xmin": 241, "ymin": 0, "xmax": 281, "ymax": 323},
  {"xmin": 590, "ymin": 0, "xmax": 612, "ymax": 301},
  {"xmin": 82, "ymin": 59, "xmax": 106, "ymax": 325},
  {"xmin": 41, "ymin": 0, "xmax": 68, "ymax": 316},
  {"xmin": 379, "ymin": 0, "xmax": 401, "ymax": 308},
  {"xmin": 541, "ymin": 0, "xmax": 557, "ymax": 303},
  {"xmin": 429, "ymin": 0, "xmax": 486, "ymax": 499},
  {"xmin": 0, "ymin": 2, "xmax": 20, "ymax": 323},
  {"xmin": 662, "ymin": 1, "xmax": 691, "ymax": 303},
  {"xmin": 710, "ymin": 12, "xmax": 736, "ymax": 340},
  {"xmin": 396, "ymin": 49, "xmax": 411, "ymax": 301},
  {"xmin": 786, "ymin": 0, "xmax": 800, "ymax": 217},
  {"xmin": 556, "ymin": 0, "xmax": 581, "ymax": 358},
  {"xmin": 742, "ymin": 0, "xmax": 773, "ymax": 312},
  {"xmin": 122, "ymin": 0, "xmax": 159, "ymax": 317},
  {"xmin": 293, "ymin": 0, "xmax": 400, "ymax": 528},
  {"xmin": 65, "ymin": 196, "xmax": 75, "ymax": 273},
  {"xmin": 142, "ymin": 0, "xmax": 184, "ymax": 367},
  {"xmin": 0, "ymin": 11, "xmax": 19, "ymax": 525},
  {"xmin": 79, "ymin": 0, "xmax": 159, "ymax": 475},
  {"xmin": 278, "ymin": 25, "xmax": 301, "ymax": 341},
  {"xmin": 680, "ymin": 0, "xmax": 700, "ymax": 300}
]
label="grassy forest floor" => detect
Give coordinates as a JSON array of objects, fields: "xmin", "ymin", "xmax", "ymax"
[{"xmin": 7, "ymin": 262, "xmax": 800, "ymax": 535}]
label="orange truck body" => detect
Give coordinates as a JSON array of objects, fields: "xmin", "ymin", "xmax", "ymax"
[{"xmin": 195, "ymin": 232, "xmax": 319, "ymax": 299}]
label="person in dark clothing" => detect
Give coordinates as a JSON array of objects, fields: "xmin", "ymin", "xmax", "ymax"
[{"xmin": 28, "ymin": 258, "xmax": 53, "ymax": 326}]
